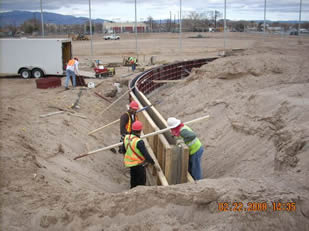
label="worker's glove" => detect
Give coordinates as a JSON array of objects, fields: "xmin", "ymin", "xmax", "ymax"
[{"xmin": 176, "ymin": 139, "xmax": 184, "ymax": 146}]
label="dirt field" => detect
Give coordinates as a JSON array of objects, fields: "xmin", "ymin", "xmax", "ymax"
[{"xmin": 1, "ymin": 32, "xmax": 309, "ymax": 230}]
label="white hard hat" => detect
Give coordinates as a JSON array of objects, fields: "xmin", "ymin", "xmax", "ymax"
[{"xmin": 167, "ymin": 117, "xmax": 181, "ymax": 128}]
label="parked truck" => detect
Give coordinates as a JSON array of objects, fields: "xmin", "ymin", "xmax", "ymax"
[{"xmin": 0, "ymin": 38, "xmax": 72, "ymax": 78}]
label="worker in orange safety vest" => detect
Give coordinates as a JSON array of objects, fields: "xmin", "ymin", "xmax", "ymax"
[
  {"xmin": 123, "ymin": 120, "xmax": 154, "ymax": 188},
  {"xmin": 118, "ymin": 101, "xmax": 139, "ymax": 154},
  {"xmin": 65, "ymin": 57, "xmax": 79, "ymax": 90}
]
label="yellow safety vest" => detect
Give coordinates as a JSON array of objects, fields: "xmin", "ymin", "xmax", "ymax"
[
  {"xmin": 180, "ymin": 125, "xmax": 202, "ymax": 155},
  {"xmin": 124, "ymin": 134, "xmax": 145, "ymax": 167}
]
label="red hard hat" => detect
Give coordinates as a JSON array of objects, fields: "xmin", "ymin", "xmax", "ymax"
[
  {"xmin": 132, "ymin": 121, "xmax": 143, "ymax": 131},
  {"xmin": 129, "ymin": 101, "xmax": 139, "ymax": 110}
]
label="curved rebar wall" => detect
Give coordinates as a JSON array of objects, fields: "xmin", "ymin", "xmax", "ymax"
[
  {"xmin": 130, "ymin": 58, "xmax": 217, "ymax": 95},
  {"xmin": 130, "ymin": 57, "xmax": 217, "ymax": 135}
]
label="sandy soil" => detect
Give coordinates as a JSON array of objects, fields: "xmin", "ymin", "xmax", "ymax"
[{"xmin": 0, "ymin": 32, "xmax": 309, "ymax": 230}]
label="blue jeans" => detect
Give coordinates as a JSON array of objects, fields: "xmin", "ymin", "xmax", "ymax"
[
  {"xmin": 189, "ymin": 146, "xmax": 204, "ymax": 180},
  {"xmin": 65, "ymin": 70, "xmax": 76, "ymax": 88}
]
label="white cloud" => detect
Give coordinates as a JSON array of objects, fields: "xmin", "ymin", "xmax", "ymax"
[{"xmin": 1, "ymin": 0, "xmax": 308, "ymax": 21}]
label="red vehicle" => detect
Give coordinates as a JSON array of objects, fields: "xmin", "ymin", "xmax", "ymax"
[{"xmin": 94, "ymin": 66, "xmax": 115, "ymax": 78}]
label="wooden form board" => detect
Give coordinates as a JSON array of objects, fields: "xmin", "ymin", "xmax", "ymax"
[{"xmin": 132, "ymin": 90, "xmax": 189, "ymax": 184}]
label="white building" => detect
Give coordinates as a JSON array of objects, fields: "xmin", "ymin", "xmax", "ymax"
[{"xmin": 103, "ymin": 22, "xmax": 148, "ymax": 33}]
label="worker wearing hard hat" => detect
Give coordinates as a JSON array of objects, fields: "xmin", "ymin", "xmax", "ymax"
[
  {"xmin": 123, "ymin": 120, "xmax": 154, "ymax": 188},
  {"xmin": 167, "ymin": 117, "xmax": 204, "ymax": 180},
  {"xmin": 128, "ymin": 57, "xmax": 137, "ymax": 72},
  {"xmin": 65, "ymin": 57, "xmax": 79, "ymax": 90},
  {"xmin": 118, "ymin": 101, "xmax": 139, "ymax": 154}
]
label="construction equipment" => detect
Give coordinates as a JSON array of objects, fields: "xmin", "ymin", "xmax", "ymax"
[
  {"xmin": 93, "ymin": 60, "xmax": 115, "ymax": 78},
  {"xmin": 94, "ymin": 67, "xmax": 115, "ymax": 78},
  {"xmin": 75, "ymin": 33, "xmax": 89, "ymax": 41},
  {"xmin": 74, "ymin": 114, "xmax": 210, "ymax": 160}
]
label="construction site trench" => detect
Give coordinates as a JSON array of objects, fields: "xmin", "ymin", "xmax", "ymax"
[
  {"xmin": 1, "ymin": 33, "xmax": 309, "ymax": 230},
  {"xmin": 129, "ymin": 57, "xmax": 217, "ymax": 185}
]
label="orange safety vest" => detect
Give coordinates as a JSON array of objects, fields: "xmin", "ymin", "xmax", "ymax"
[
  {"xmin": 124, "ymin": 134, "xmax": 145, "ymax": 167},
  {"xmin": 125, "ymin": 112, "xmax": 138, "ymax": 133},
  {"xmin": 67, "ymin": 59, "xmax": 75, "ymax": 66}
]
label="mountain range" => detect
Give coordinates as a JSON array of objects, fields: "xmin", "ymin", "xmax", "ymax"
[
  {"xmin": 0, "ymin": 11, "xmax": 306, "ymax": 27},
  {"xmin": 0, "ymin": 11, "xmax": 108, "ymax": 26}
]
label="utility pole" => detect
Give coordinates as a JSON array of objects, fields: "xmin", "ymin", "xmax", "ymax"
[
  {"xmin": 88, "ymin": 0, "xmax": 93, "ymax": 58},
  {"xmin": 174, "ymin": 14, "xmax": 176, "ymax": 32},
  {"xmin": 40, "ymin": 0, "xmax": 45, "ymax": 37},
  {"xmin": 224, "ymin": 0, "xmax": 226, "ymax": 53},
  {"xmin": 135, "ymin": 0, "xmax": 138, "ymax": 58},
  {"xmin": 170, "ymin": 11, "xmax": 172, "ymax": 32},
  {"xmin": 298, "ymin": 0, "xmax": 303, "ymax": 36},
  {"xmin": 264, "ymin": 0, "xmax": 267, "ymax": 34}
]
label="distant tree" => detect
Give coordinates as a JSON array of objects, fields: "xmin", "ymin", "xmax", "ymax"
[
  {"xmin": 208, "ymin": 10, "xmax": 222, "ymax": 29},
  {"xmin": 20, "ymin": 18, "xmax": 40, "ymax": 34},
  {"xmin": 86, "ymin": 24, "xmax": 95, "ymax": 34},
  {"xmin": 94, "ymin": 23, "xmax": 102, "ymax": 33},
  {"xmin": 234, "ymin": 22, "xmax": 245, "ymax": 32},
  {"xmin": 146, "ymin": 16, "xmax": 154, "ymax": 32},
  {"xmin": 183, "ymin": 11, "xmax": 209, "ymax": 32}
]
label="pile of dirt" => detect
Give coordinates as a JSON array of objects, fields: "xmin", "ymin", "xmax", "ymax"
[{"xmin": 149, "ymin": 40, "xmax": 309, "ymax": 229}]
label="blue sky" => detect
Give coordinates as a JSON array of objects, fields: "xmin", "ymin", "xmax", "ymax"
[{"xmin": 1, "ymin": 0, "xmax": 308, "ymax": 21}]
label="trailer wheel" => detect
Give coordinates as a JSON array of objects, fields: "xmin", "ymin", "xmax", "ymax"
[
  {"xmin": 32, "ymin": 68, "xmax": 44, "ymax": 78},
  {"xmin": 20, "ymin": 69, "xmax": 31, "ymax": 79}
]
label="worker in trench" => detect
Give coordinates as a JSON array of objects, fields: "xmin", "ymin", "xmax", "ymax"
[
  {"xmin": 167, "ymin": 117, "xmax": 204, "ymax": 180},
  {"xmin": 118, "ymin": 101, "xmax": 139, "ymax": 154},
  {"xmin": 123, "ymin": 121, "xmax": 155, "ymax": 188},
  {"xmin": 65, "ymin": 57, "xmax": 79, "ymax": 90}
]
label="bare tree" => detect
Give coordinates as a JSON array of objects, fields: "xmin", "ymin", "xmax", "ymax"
[
  {"xmin": 208, "ymin": 10, "xmax": 222, "ymax": 29},
  {"xmin": 183, "ymin": 11, "xmax": 209, "ymax": 32}
]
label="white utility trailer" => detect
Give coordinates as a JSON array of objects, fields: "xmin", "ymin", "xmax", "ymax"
[{"xmin": 0, "ymin": 38, "xmax": 72, "ymax": 78}]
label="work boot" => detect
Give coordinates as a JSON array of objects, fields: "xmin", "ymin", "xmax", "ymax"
[{"xmin": 65, "ymin": 87, "xmax": 69, "ymax": 90}]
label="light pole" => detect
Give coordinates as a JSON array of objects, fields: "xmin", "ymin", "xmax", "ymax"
[
  {"xmin": 224, "ymin": 0, "xmax": 226, "ymax": 52},
  {"xmin": 89, "ymin": 0, "xmax": 93, "ymax": 58},
  {"xmin": 179, "ymin": 0, "xmax": 182, "ymax": 52},
  {"xmin": 135, "ymin": 0, "xmax": 138, "ymax": 58},
  {"xmin": 264, "ymin": 0, "xmax": 267, "ymax": 34},
  {"xmin": 40, "ymin": 0, "xmax": 44, "ymax": 37},
  {"xmin": 298, "ymin": 0, "xmax": 303, "ymax": 36}
]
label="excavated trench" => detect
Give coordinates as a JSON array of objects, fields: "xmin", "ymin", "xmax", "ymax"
[
  {"xmin": 130, "ymin": 58, "xmax": 217, "ymax": 142},
  {"xmin": 128, "ymin": 58, "xmax": 217, "ymax": 184}
]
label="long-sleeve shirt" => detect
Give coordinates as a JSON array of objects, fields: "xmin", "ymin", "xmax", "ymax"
[
  {"xmin": 136, "ymin": 140, "xmax": 154, "ymax": 165},
  {"xmin": 179, "ymin": 128, "xmax": 196, "ymax": 143}
]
